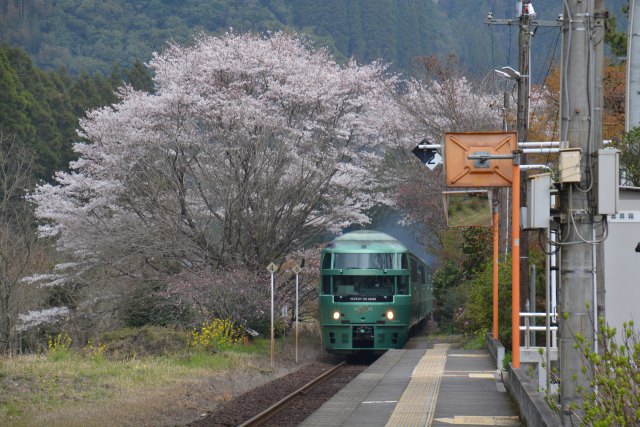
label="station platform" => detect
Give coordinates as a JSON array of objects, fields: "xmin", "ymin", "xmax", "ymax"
[{"xmin": 300, "ymin": 337, "xmax": 521, "ymax": 427}]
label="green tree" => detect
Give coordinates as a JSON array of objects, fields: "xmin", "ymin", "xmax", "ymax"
[
  {"xmin": 430, "ymin": 227, "xmax": 493, "ymax": 332},
  {"xmin": 571, "ymin": 319, "xmax": 640, "ymax": 425},
  {"xmin": 605, "ymin": 2, "xmax": 629, "ymax": 59},
  {"xmin": 0, "ymin": 47, "xmax": 34, "ymax": 142},
  {"xmin": 122, "ymin": 59, "xmax": 154, "ymax": 93},
  {"xmin": 465, "ymin": 254, "xmax": 513, "ymax": 349},
  {"xmin": 3, "ymin": 46, "xmax": 76, "ymax": 179},
  {"xmin": 611, "ymin": 126, "xmax": 640, "ymax": 185},
  {"xmin": 0, "ymin": 45, "xmax": 156, "ymax": 181}
]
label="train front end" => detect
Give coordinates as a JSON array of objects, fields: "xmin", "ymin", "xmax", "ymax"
[{"xmin": 319, "ymin": 231, "xmax": 414, "ymax": 354}]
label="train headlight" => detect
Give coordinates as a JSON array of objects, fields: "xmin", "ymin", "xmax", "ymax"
[
  {"xmin": 386, "ymin": 310, "xmax": 395, "ymax": 320},
  {"xmin": 332, "ymin": 311, "xmax": 341, "ymax": 320}
]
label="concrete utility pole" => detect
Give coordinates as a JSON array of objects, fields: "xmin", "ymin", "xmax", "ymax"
[
  {"xmin": 518, "ymin": 0, "xmax": 532, "ymax": 322},
  {"xmin": 559, "ymin": 0, "xmax": 606, "ymax": 423},
  {"xmin": 593, "ymin": 0, "xmax": 606, "ymax": 351}
]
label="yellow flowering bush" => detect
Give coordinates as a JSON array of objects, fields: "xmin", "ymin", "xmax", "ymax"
[
  {"xmin": 48, "ymin": 332, "xmax": 72, "ymax": 353},
  {"xmin": 47, "ymin": 332, "xmax": 73, "ymax": 360},
  {"xmin": 82, "ymin": 339, "xmax": 107, "ymax": 361},
  {"xmin": 190, "ymin": 318, "xmax": 245, "ymax": 352}
]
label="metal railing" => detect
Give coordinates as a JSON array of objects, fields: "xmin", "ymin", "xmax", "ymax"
[{"xmin": 519, "ymin": 312, "xmax": 557, "ymax": 348}]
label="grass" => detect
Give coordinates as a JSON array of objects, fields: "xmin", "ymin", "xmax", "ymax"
[
  {"xmin": 0, "ymin": 327, "xmax": 322, "ymax": 426},
  {"xmin": 1, "ymin": 351, "xmax": 235, "ymax": 423},
  {"xmin": 462, "ymin": 333, "xmax": 487, "ymax": 350}
]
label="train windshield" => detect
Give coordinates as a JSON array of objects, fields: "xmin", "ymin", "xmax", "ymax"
[
  {"xmin": 333, "ymin": 253, "xmax": 394, "ymax": 269},
  {"xmin": 333, "ymin": 275, "xmax": 394, "ymax": 297}
]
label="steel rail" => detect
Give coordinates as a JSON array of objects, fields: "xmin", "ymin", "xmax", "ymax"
[{"xmin": 238, "ymin": 361, "xmax": 347, "ymax": 427}]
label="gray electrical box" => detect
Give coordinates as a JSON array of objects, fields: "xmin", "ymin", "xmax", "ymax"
[
  {"xmin": 524, "ymin": 173, "xmax": 551, "ymax": 229},
  {"xmin": 596, "ymin": 149, "xmax": 620, "ymax": 215}
]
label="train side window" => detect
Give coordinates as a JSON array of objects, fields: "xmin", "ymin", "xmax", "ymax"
[
  {"xmin": 322, "ymin": 254, "xmax": 332, "ymax": 269},
  {"xmin": 401, "ymin": 254, "xmax": 408, "ymax": 270},
  {"xmin": 397, "ymin": 275, "xmax": 409, "ymax": 295},
  {"xmin": 321, "ymin": 276, "xmax": 331, "ymax": 294},
  {"xmin": 419, "ymin": 265, "xmax": 425, "ymax": 284},
  {"xmin": 410, "ymin": 258, "xmax": 418, "ymax": 282}
]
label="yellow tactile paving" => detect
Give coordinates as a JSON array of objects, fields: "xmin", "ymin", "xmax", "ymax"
[{"xmin": 385, "ymin": 343, "xmax": 449, "ymax": 427}]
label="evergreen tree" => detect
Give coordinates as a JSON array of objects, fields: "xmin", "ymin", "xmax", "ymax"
[
  {"xmin": 0, "ymin": 47, "xmax": 34, "ymax": 143},
  {"xmin": 123, "ymin": 60, "xmax": 154, "ymax": 93}
]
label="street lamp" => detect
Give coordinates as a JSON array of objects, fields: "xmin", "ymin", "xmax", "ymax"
[
  {"xmin": 494, "ymin": 66, "xmax": 521, "ymax": 80},
  {"xmin": 500, "ymin": 66, "xmax": 521, "ymax": 80},
  {"xmin": 494, "ymin": 66, "xmax": 521, "ymax": 133}
]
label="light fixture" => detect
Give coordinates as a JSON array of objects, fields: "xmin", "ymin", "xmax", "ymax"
[{"xmin": 500, "ymin": 66, "xmax": 521, "ymax": 80}]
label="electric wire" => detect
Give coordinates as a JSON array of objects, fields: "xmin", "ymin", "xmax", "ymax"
[
  {"xmin": 535, "ymin": 28, "xmax": 560, "ymax": 84},
  {"xmin": 530, "ymin": 29, "xmax": 561, "ymax": 170},
  {"xmin": 549, "ymin": 186, "xmax": 609, "ymax": 246},
  {"xmin": 575, "ymin": 8, "xmax": 595, "ymax": 193},
  {"xmin": 538, "ymin": 229, "xmax": 561, "ymax": 255}
]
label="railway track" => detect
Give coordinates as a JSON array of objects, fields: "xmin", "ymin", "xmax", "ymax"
[{"xmin": 238, "ymin": 361, "xmax": 347, "ymax": 427}]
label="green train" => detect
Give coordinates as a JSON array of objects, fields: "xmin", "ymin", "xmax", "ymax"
[{"xmin": 319, "ymin": 230, "xmax": 432, "ymax": 354}]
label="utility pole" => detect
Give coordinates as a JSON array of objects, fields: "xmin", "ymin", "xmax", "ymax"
[
  {"xmin": 486, "ymin": 0, "xmax": 561, "ymax": 349},
  {"xmin": 593, "ymin": 0, "xmax": 606, "ymax": 347},
  {"xmin": 558, "ymin": 0, "xmax": 606, "ymax": 423},
  {"xmin": 518, "ymin": 0, "xmax": 532, "ymax": 321},
  {"xmin": 517, "ymin": 2, "xmax": 532, "ymax": 145}
]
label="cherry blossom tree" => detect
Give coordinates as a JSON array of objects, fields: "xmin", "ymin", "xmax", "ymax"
[
  {"xmin": 32, "ymin": 32, "xmax": 419, "ymax": 276},
  {"xmin": 28, "ymin": 32, "xmax": 429, "ymax": 329}
]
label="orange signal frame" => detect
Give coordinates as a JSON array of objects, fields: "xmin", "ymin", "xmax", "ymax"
[{"xmin": 444, "ymin": 132, "xmax": 517, "ymax": 187}]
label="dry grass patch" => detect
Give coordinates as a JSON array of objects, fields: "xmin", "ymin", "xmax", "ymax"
[
  {"xmin": 0, "ymin": 350, "xmax": 267, "ymax": 426},
  {"xmin": 0, "ymin": 328, "xmax": 323, "ymax": 426}
]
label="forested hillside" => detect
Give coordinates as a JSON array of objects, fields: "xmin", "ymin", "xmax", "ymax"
[
  {"xmin": 0, "ymin": 0, "xmax": 619, "ymax": 78},
  {"xmin": 1, "ymin": 0, "xmax": 630, "ymax": 79},
  {"xmin": 0, "ymin": 45, "xmax": 152, "ymax": 180},
  {"xmin": 0, "ymin": 1, "xmax": 452, "ymax": 74}
]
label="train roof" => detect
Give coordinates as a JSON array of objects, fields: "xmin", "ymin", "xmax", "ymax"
[{"xmin": 324, "ymin": 230, "xmax": 409, "ymax": 253}]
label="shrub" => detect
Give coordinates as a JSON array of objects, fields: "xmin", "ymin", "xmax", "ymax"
[
  {"xmin": 190, "ymin": 318, "xmax": 245, "ymax": 352},
  {"xmin": 47, "ymin": 332, "xmax": 72, "ymax": 360},
  {"xmin": 82, "ymin": 339, "xmax": 107, "ymax": 361},
  {"xmin": 98, "ymin": 326, "xmax": 190, "ymax": 358},
  {"xmin": 123, "ymin": 280, "xmax": 194, "ymax": 327},
  {"xmin": 465, "ymin": 254, "xmax": 513, "ymax": 349},
  {"xmin": 572, "ymin": 319, "xmax": 640, "ymax": 425}
]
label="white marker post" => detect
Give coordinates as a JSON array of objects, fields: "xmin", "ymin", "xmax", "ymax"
[
  {"xmin": 266, "ymin": 262, "xmax": 278, "ymax": 369},
  {"xmin": 293, "ymin": 264, "xmax": 302, "ymax": 364}
]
